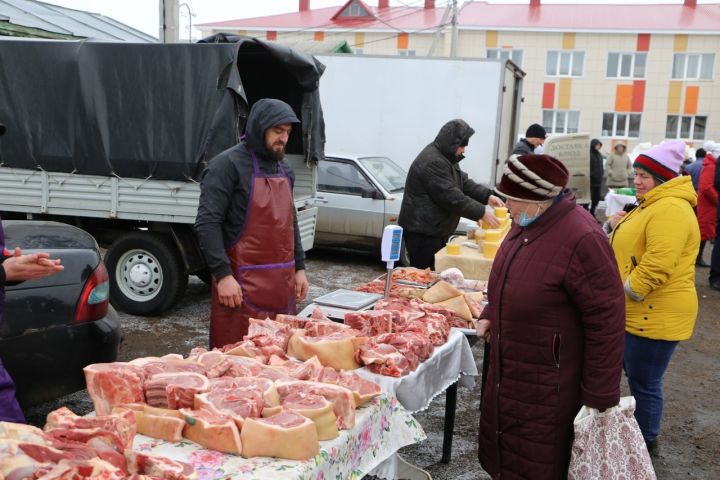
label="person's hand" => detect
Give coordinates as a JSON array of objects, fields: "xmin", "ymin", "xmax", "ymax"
[
  {"xmin": 609, "ymin": 211, "xmax": 626, "ymax": 229},
  {"xmin": 3, "ymin": 250, "xmax": 63, "ymax": 281},
  {"xmin": 488, "ymin": 195, "xmax": 505, "ymax": 208},
  {"xmin": 475, "ymin": 319, "xmax": 491, "ymax": 341},
  {"xmin": 295, "ymin": 269, "xmax": 308, "ymax": 301},
  {"xmin": 217, "ymin": 275, "xmax": 243, "ymax": 308},
  {"xmin": 480, "ymin": 209, "xmax": 501, "ymax": 228}
]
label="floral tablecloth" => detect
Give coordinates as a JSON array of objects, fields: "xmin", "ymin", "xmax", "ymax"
[{"xmin": 131, "ymin": 395, "xmax": 425, "ymax": 480}]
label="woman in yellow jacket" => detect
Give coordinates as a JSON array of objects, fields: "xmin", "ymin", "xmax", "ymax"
[{"xmin": 608, "ymin": 140, "xmax": 699, "ymax": 456}]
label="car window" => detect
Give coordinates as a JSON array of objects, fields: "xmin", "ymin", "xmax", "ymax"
[
  {"xmin": 358, "ymin": 157, "xmax": 407, "ymax": 192},
  {"xmin": 318, "ymin": 160, "xmax": 374, "ymax": 195}
]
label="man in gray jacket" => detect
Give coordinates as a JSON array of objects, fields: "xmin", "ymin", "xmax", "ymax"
[
  {"xmin": 512, "ymin": 123, "xmax": 547, "ymax": 155},
  {"xmin": 398, "ymin": 119, "xmax": 504, "ymax": 269}
]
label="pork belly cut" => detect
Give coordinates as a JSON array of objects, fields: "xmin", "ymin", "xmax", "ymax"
[
  {"xmin": 45, "ymin": 407, "xmax": 136, "ymax": 451},
  {"xmin": 209, "ymin": 377, "xmax": 279, "ymax": 406},
  {"xmin": 344, "ymin": 310, "xmax": 394, "ymax": 336},
  {"xmin": 128, "ymin": 357, "xmax": 206, "ymax": 379},
  {"xmin": 179, "ymin": 407, "xmax": 242, "ymax": 455},
  {"xmin": 145, "ymin": 372, "xmax": 210, "ymax": 409},
  {"xmin": 336, "ymin": 371, "xmax": 383, "ymax": 406},
  {"xmin": 125, "ymin": 451, "xmax": 197, "ymax": 479},
  {"xmin": 84, "ymin": 363, "xmax": 146, "ymax": 416},
  {"xmin": 275, "ymin": 380, "xmax": 356, "ymax": 430},
  {"xmin": 278, "ymin": 392, "xmax": 338, "ymax": 441},
  {"xmin": 116, "ymin": 405, "xmax": 184, "ymax": 443},
  {"xmin": 246, "ymin": 318, "xmax": 291, "ymax": 350},
  {"xmin": 356, "ymin": 342, "xmax": 412, "ymax": 377},
  {"xmin": 240, "ymin": 410, "xmax": 318, "ymax": 460}
]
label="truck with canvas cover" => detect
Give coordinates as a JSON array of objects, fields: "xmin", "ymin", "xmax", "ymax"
[{"xmin": 0, "ymin": 36, "xmax": 325, "ymax": 315}]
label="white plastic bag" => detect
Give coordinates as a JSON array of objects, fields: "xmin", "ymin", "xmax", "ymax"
[{"xmin": 568, "ymin": 396, "xmax": 656, "ymax": 480}]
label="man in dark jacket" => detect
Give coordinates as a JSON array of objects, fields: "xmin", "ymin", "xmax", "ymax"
[
  {"xmin": 398, "ymin": 119, "xmax": 504, "ymax": 269},
  {"xmin": 511, "ymin": 123, "xmax": 547, "ymax": 155},
  {"xmin": 589, "ymin": 138, "xmax": 605, "ymax": 217},
  {"xmin": 195, "ymin": 99, "xmax": 308, "ymax": 348}
]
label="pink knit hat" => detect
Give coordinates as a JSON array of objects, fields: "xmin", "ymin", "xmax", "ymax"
[{"xmin": 633, "ymin": 141, "xmax": 686, "ymax": 183}]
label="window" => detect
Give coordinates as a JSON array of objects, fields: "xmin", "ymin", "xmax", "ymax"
[
  {"xmin": 602, "ymin": 113, "xmax": 641, "ymax": 138},
  {"xmin": 672, "ymin": 53, "xmax": 714, "ymax": 80},
  {"xmin": 607, "ymin": 52, "xmax": 647, "ymax": 79},
  {"xmin": 318, "ymin": 160, "xmax": 374, "ymax": 195},
  {"xmin": 666, "ymin": 115, "xmax": 706, "ymax": 140},
  {"xmin": 398, "ymin": 50, "xmax": 416, "ymax": 56},
  {"xmin": 542, "ymin": 110, "xmax": 580, "ymax": 134},
  {"xmin": 487, "ymin": 48, "xmax": 523, "ymax": 68},
  {"xmin": 338, "ymin": 0, "xmax": 372, "ymax": 17},
  {"xmin": 546, "ymin": 50, "xmax": 584, "ymax": 77}
]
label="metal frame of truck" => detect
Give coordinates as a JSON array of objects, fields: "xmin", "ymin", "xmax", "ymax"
[{"xmin": 0, "ymin": 36, "xmax": 324, "ymax": 316}]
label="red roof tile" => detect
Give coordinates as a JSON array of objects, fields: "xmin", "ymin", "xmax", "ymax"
[
  {"xmin": 197, "ymin": 2, "xmax": 720, "ymax": 34},
  {"xmin": 460, "ymin": 2, "xmax": 720, "ymax": 33},
  {"xmin": 197, "ymin": 5, "xmax": 448, "ymax": 31}
]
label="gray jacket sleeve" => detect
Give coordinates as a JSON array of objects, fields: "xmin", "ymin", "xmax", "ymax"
[
  {"xmin": 284, "ymin": 165, "xmax": 306, "ymax": 271},
  {"xmin": 194, "ymin": 157, "xmax": 236, "ymax": 280}
]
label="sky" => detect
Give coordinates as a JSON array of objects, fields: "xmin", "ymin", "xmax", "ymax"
[{"xmin": 41, "ymin": 0, "xmax": 718, "ymax": 40}]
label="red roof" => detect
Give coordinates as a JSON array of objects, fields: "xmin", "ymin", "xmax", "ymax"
[
  {"xmin": 198, "ymin": 2, "xmax": 720, "ymax": 33},
  {"xmin": 197, "ymin": 4, "xmax": 447, "ymax": 31},
  {"xmin": 459, "ymin": 2, "xmax": 720, "ymax": 33}
]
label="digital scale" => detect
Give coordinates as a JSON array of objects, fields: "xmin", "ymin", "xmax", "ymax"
[{"xmin": 298, "ymin": 225, "xmax": 404, "ymax": 321}]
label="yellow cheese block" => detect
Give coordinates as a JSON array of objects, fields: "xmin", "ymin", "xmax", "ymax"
[{"xmin": 483, "ymin": 241, "xmax": 500, "ymax": 259}]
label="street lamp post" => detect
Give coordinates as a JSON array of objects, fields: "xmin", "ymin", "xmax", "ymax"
[{"xmin": 179, "ymin": 3, "xmax": 193, "ymax": 43}]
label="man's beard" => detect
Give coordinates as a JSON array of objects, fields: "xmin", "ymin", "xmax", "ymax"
[{"xmin": 268, "ymin": 143, "xmax": 286, "ymax": 161}]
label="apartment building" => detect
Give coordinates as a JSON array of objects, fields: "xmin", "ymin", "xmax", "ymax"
[{"xmin": 197, "ymin": 0, "xmax": 720, "ymax": 151}]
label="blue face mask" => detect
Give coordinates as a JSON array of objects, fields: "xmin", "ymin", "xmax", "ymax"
[
  {"xmin": 517, "ymin": 211, "xmax": 540, "ymax": 227},
  {"xmin": 517, "ymin": 205, "xmax": 543, "ymax": 227}
]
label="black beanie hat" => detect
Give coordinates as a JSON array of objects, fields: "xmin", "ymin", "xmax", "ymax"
[{"xmin": 526, "ymin": 123, "xmax": 547, "ymax": 139}]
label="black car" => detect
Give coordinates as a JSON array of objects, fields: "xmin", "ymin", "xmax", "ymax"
[{"xmin": 0, "ymin": 220, "xmax": 120, "ymax": 407}]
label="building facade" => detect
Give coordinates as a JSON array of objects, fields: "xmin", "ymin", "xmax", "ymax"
[{"xmin": 197, "ymin": 0, "xmax": 720, "ymax": 153}]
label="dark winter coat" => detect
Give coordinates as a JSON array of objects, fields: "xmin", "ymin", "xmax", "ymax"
[
  {"xmin": 511, "ymin": 138, "xmax": 535, "ymax": 156},
  {"xmin": 398, "ymin": 119, "xmax": 492, "ymax": 238},
  {"xmin": 478, "ymin": 193, "xmax": 625, "ymax": 480},
  {"xmin": 590, "ymin": 139, "xmax": 604, "ymax": 188},
  {"xmin": 194, "ymin": 99, "xmax": 305, "ymax": 280}
]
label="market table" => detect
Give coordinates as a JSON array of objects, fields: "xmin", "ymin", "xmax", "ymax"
[
  {"xmin": 357, "ymin": 328, "xmax": 479, "ymax": 477},
  {"xmin": 128, "ymin": 395, "xmax": 424, "ymax": 480},
  {"xmin": 434, "ymin": 237, "xmax": 493, "ymax": 281}
]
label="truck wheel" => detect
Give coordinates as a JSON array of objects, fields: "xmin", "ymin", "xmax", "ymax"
[{"xmin": 105, "ymin": 232, "xmax": 188, "ymax": 316}]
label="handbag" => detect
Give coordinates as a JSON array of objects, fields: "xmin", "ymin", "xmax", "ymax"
[{"xmin": 568, "ymin": 396, "xmax": 656, "ymax": 480}]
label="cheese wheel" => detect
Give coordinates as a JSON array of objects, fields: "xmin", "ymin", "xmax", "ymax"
[
  {"xmin": 240, "ymin": 410, "xmax": 319, "ymax": 460},
  {"xmin": 422, "ymin": 280, "xmax": 462, "ymax": 303}
]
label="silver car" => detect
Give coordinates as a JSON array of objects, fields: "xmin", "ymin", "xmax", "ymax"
[{"xmin": 314, "ymin": 154, "xmax": 475, "ymax": 259}]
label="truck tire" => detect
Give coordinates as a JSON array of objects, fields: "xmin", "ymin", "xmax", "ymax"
[{"xmin": 105, "ymin": 232, "xmax": 188, "ymax": 316}]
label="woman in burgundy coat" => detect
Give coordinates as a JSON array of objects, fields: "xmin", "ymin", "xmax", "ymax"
[{"xmin": 476, "ymin": 154, "xmax": 626, "ymax": 479}]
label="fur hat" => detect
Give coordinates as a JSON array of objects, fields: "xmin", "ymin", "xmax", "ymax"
[
  {"xmin": 496, "ymin": 154, "xmax": 569, "ymax": 202},
  {"xmin": 525, "ymin": 123, "xmax": 547, "ymax": 139},
  {"xmin": 633, "ymin": 141, "xmax": 685, "ymax": 183}
]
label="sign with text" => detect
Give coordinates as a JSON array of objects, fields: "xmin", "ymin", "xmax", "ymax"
[{"xmin": 543, "ymin": 133, "xmax": 591, "ymax": 204}]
